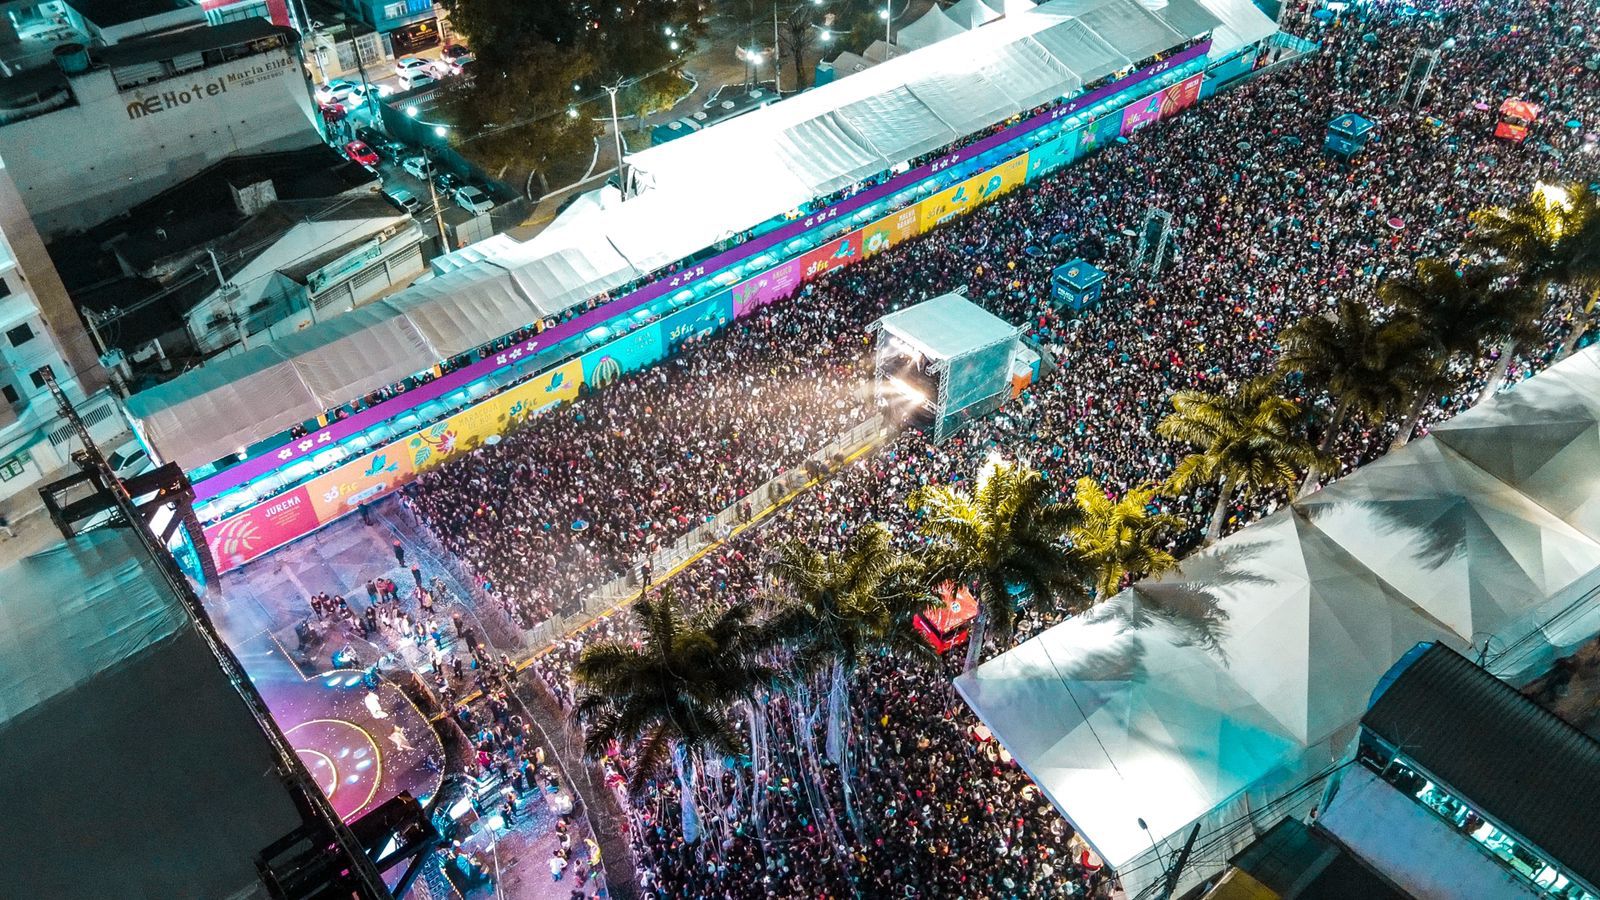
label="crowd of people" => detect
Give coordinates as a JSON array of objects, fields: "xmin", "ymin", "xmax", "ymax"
[{"xmin": 402, "ymin": 0, "xmax": 1600, "ymax": 894}]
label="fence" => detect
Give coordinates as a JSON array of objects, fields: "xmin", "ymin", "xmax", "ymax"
[{"xmin": 520, "ymin": 414, "xmax": 893, "ymax": 653}]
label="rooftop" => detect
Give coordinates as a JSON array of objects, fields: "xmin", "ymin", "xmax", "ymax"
[
  {"xmin": 98, "ymin": 16, "xmax": 291, "ymax": 67},
  {"xmin": 1363, "ymin": 642, "xmax": 1600, "ymax": 890},
  {"xmin": 875, "ymin": 291, "xmax": 1023, "ymax": 361},
  {"xmin": 65, "ymin": 0, "xmax": 196, "ymax": 30},
  {"xmin": 0, "ymin": 528, "xmax": 306, "ymax": 898}
]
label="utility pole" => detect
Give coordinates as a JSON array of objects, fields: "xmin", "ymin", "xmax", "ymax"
[{"xmin": 424, "ymin": 147, "xmax": 448, "ymax": 249}]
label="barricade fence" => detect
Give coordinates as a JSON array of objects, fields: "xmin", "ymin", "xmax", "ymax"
[{"xmin": 521, "ymin": 413, "xmax": 892, "ymax": 653}]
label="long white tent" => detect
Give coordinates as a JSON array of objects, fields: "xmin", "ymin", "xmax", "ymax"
[
  {"xmin": 956, "ymin": 345, "xmax": 1600, "ymax": 898},
  {"xmin": 125, "ymin": 0, "xmax": 1275, "ymax": 472}
]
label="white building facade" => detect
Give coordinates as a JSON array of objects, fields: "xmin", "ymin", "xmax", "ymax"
[
  {"xmin": 0, "ymin": 155, "xmax": 118, "ymax": 502},
  {"xmin": 0, "ymin": 18, "xmax": 320, "ymax": 237}
]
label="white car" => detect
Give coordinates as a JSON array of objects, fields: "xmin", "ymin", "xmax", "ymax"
[
  {"xmin": 106, "ymin": 440, "xmax": 155, "ymax": 480},
  {"xmin": 402, "ymin": 155, "xmax": 432, "ymax": 179},
  {"xmin": 348, "ymin": 82, "xmax": 393, "ymax": 105},
  {"xmin": 399, "ymin": 70, "xmax": 436, "ymax": 91},
  {"xmin": 394, "ymin": 56, "xmax": 430, "ymax": 80},
  {"xmin": 453, "ymin": 185, "xmax": 493, "ymax": 214},
  {"xmin": 315, "ymin": 79, "xmax": 358, "ymax": 105}
]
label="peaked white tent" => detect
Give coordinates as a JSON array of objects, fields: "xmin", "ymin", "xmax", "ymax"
[
  {"xmin": 897, "ymin": 5, "xmax": 969, "ymax": 49},
  {"xmin": 948, "ymin": 0, "xmax": 1004, "ymax": 29},
  {"xmin": 957, "ymin": 345, "xmax": 1600, "ymax": 899}
]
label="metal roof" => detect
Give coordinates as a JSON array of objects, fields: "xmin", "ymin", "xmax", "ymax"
[{"xmin": 1363, "ymin": 642, "xmax": 1600, "ymax": 891}]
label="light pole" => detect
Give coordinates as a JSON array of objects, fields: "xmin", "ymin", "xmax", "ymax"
[
  {"xmin": 882, "ymin": 2, "xmax": 892, "ymax": 46},
  {"xmin": 604, "ymin": 81, "xmax": 627, "ymax": 191}
]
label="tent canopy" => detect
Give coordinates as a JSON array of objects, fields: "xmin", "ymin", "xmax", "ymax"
[
  {"xmin": 897, "ymin": 5, "xmax": 970, "ymax": 49},
  {"xmin": 128, "ymin": 0, "xmax": 1265, "ymax": 473},
  {"xmin": 874, "ymin": 292, "xmax": 1023, "ymax": 361},
  {"xmin": 947, "ymin": 0, "xmax": 1004, "ymax": 29},
  {"xmin": 957, "ymin": 345, "xmax": 1600, "ymax": 887}
]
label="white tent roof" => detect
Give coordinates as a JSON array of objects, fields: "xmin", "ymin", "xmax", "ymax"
[
  {"xmin": 1430, "ymin": 347, "xmax": 1600, "ymax": 542},
  {"xmin": 957, "ymin": 345, "xmax": 1600, "ymax": 890},
  {"xmin": 897, "ymin": 5, "xmax": 970, "ymax": 50},
  {"xmin": 128, "ymin": 0, "xmax": 1251, "ymax": 472},
  {"xmin": 948, "ymin": 0, "xmax": 1004, "ymax": 29},
  {"xmin": 875, "ymin": 292, "xmax": 1023, "ymax": 361},
  {"xmin": 985, "ymin": 0, "xmax": 1040, "ymax": 13},
  {"xmin": 1195, "ymin": 0, "xmax": 1277, "ymax": 56}
]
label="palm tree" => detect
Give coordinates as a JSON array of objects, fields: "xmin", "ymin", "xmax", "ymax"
[
  {"xmin": 763, "ymin": 522, "xmax": 931, "ymax": 765},
  {"xmin": 1377, "ymin": 258, "xmax": 1540, "ymax": 411},
  {"xmin": 572, "ymin": 588, "xmax": 773, "ymax": 842},
  {"xmin": 1068, "ymin": 478, "xmax": 1183, "ymax": 600},
  {"xmin": 1157, "ymin": 375, "xmax": 1329, "ymax": 544},
  {"xmin": 909, "ymin": 457, "xmax": 1086, "ymax": 672},
  {"xmin": 1276, "ymin": 298, "xmax": 1435, "ymax": 489},
  {"xmin": 762, "ymin": 523, "xmax": 929, "ymax": 834},
  {"xmin": 1469, "ymin": 183, "xmax": 1600, "ymax": 358}
]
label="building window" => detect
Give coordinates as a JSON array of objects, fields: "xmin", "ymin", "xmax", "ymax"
[
  {"xmin": 6, "ymin": 322, "xmax": 32, "ymax": 346},
  {"xmin": 28, "ymin": 365, "xmax": 52, "ymax": 389},
  {"xmin": 1, "ymin": 384, "xmax": 15, "ymax": 404},
  {"xmin": 383, "ymin": 2, "xmax": 407, "ymax": 19},
  {"xmin": 0, "ymin": 277, "xmax": 11, "ymax": 298},
  {"xmin": 0, "ymin": 455, "xmax": 25, "ymax": 481}
]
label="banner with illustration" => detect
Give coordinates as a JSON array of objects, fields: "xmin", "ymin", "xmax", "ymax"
[
  {"xmin": 917, "ymin": 153, "xmax": 1030, "ymax": 232},
  {"xmin": 1159, "ymin": 73, "xmax": 1204, "ymax": 119},
  {"xmin": 204, "ymin": 485, "xmax": 318, "ymax": 568},
  {"xmin": 862, "ymin": 205, "xmax": 921, "ymax": 257},
  {"xmin": 581, "ymin": 324, "xmax": 665, "ymax": 389},
  {"xmin": 410, "ymin": 358, "xmax": 584, "ymax": 473},
  {"xmin": 1120, "ymin": 92, "xmax": 1164, "ymax": 136},
  {"xmin": 1027, "ymin": 129, "xmax": 1082, "ymax": 182},
  {"xmin": 305, "ymin": 437, "xmax": 417, "ymax": 522},
  {"xmin": 730, "ymin": 227, "xmax": 867, "ymax": 319},
  {"xmin": 731, "ymin": 257, "xmax": 804, "ymax": 318},
  {"xmin": 1076, "ymin": 109, "xmax": 1126, "ymax": 157},
  {"xmin": 661, "ymin": 291, "xmax": 736, "ymax": 353}
]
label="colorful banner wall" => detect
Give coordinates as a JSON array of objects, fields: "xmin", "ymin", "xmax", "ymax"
[
  {"xmin": 305, "ymin": 438, "xmax": 416, "ymax": 523},
  {"xmin": 917, "ymin": 153, "xmax": 1030, "ymax": 231},
  {"xmin": 581, "ymin": 325, "xmax": 665, "ymax": 389},
  {"xmin": 1077, "ymin": 110, "xmax": 1125, "ymax": 157},
  {"xmin": 1027, "ymin": 129, "xmax": 1082, "ymax": 182},
  {"xmin": 1159, "ymin": 73, "xmax": 1204, "ymax": 118},
  {"xmin": 661, "ymin": 291, "xmax": 735, "ymax": 352},
  {"xmin": 205, "ymin": 486, "xmax": 318, "ymax": 569}
]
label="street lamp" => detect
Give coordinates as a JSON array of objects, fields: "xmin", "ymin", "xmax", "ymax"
[
  {"xmin": 603, "ymin": 80, "xmax": 628, "ymax": 192},
  {"xmin": 880, "ymin": 4, "xmax": 891, "ymax": 45}
]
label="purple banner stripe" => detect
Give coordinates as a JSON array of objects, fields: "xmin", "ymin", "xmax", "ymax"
[{"xmin": 193, "ymin": 39, "xmax": 1211, "ymax": 502}]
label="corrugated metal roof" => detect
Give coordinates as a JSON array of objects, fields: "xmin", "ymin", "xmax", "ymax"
[{"xmin": 1362, "ymin": 642, "xmax": 1600, "ymax": 890}]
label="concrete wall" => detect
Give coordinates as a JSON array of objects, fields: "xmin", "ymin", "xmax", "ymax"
[{"xmin": 0, "ymin": 44, "xmax": 319, "ymax": 237}]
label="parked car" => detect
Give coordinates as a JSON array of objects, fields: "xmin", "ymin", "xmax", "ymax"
[
  {"xmin": 348, "ymin": 82, "xmax": 393, "ymax": 105},
  {"xmin": 315, "ymin": 79, "xmax": 358, "ymax": 106},
  {"xmin": 453, "ymin": 185, "xmax": 494, "ymax": 214},
  {"xmin": 399, "ymin": 70, "xmax": 436, "ymax": 91},
  {"xmin": 106, "ymin": 440, "xmax": 155, "ymax": 480},
  {"xmin": 433, "ymin": 171, "xmax": 460, "ymax": 195},
  {"xmin": 343, "ymin": 140, "xmax": 380, "ymax": 167},
  {"xmin": 394, "ymin": 56, "xmax": 430, "ymax": 81},
  {"xmin": 356, "ymin": 126, "xmax": 386, "ymax": 149},
  {"xmin": 441, "ymin": 43, "xmax": 472, "ymax": 65},
  {"xmin": 402, "ymin": 155, "xmax": 433, "ymax": 179},
  {"xmin": 382, "ymin": 186, "xmax": 423, "ymax": 215}
]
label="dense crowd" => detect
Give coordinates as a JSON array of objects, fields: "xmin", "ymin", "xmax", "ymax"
[{"xmin": 408, "ymin": 0, "xmax": 1600, "ymax": 895}]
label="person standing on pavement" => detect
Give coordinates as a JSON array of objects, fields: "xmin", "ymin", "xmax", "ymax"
[{"xmin": 393, "ymin": 540, "xmax": 405, "ymax": 566}]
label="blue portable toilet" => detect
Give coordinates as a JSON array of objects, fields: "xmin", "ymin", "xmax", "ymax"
[
  {"xmin": 1325, "ymin": 113, "xmax": 1376, "ymax": 159},
  {"xmin": 1052, "ymin": 259, "xmax": 1107, "ymax": 312}
]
